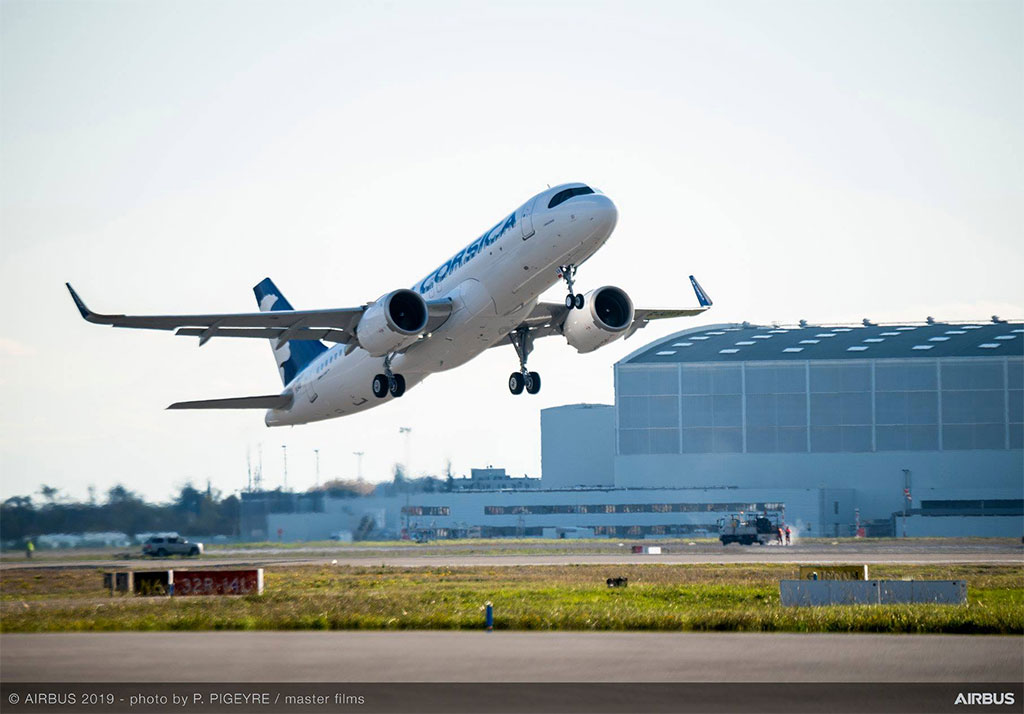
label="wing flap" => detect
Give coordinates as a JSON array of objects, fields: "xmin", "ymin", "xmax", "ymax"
[{"xmin": 167, "ymin": 394, "xmax": 293, "ymax": 410}]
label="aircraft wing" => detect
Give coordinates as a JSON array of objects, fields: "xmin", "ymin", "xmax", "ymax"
[
  {"xmin": 66, "ymin": 283, "xmax": 453, "ymax": 347},
  {"xmin": 496, "ymin": 275, "xmax": 713, "ymax": 346}
]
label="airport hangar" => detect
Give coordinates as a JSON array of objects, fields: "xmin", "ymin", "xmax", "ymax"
[{"xmin": 261, "ymin": 319, "xmax": 1023, "ymax": 541}]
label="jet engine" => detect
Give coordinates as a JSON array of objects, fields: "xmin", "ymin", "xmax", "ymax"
[
  {"xmin": 563, "ymin": 286, "xmax": 634, "ymax": 353},
  {"xmin": 356, "ymin": 289, "xmax": 429, "ymax": 357}
]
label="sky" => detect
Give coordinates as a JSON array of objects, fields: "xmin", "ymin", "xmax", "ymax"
[{"xmin": 1, "ymin": 0, "xmax": 1021, "ymax": 503}]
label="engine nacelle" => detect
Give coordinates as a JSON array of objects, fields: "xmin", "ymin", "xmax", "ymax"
[
  {"xmin": 356, "ymin": 289, "xmax": 429, "ymax": 357},
  {"xmin": 563, "ymin": 286, "xmax": 634, "ymax": 353}
]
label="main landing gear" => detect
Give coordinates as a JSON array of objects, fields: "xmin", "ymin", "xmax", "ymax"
[
  {"xmin": 372, "ymin": 354, "xmax": 406, "ymax": 399},
  {"xmin": 508, "ymin": 327, "xmax": 541, "ymax": 396},
  {"xmin": 558, "ymin": 264, "xmax": 585, "ymax": 310}
]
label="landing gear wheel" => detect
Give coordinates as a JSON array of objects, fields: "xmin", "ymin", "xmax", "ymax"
[
  {"xmin": 565, "ymin": 294, "xmax": 575, "ymax": 309},
  {"xmin": 372, "ymin": 374, "xmax": 389, "ymax": 398},
  {"xmin": 573, "ymin": 293, "xmax": 585, "ymax": 310},
  {"xmin": 509, "ymin": 372, "xmax": 525, "ymax": 395},
  {"xmin": 526, "ymin": 371, "xmax": 541, "ymax": 395},
  {"xmin": 389, "ymin": 374, "xmax": 406, "ymax": 398}
]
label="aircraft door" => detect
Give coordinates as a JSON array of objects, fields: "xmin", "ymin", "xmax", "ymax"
[{"xmin": 518, "ymin": 198, "xmax": 536, "ymax": 240}]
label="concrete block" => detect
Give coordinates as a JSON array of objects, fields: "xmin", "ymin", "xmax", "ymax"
[
  {"xmin": 912, "ymin": 580, "xmax": 966, "ymax": 604},
  {"xmin": 781, "ymin": 580, "xmax": 828, "ymax": 606},
  {"xmin": 783, "ymin": 579, "xmax": 968, "ymax": 606},
  {"xmin": 879, "ymin": 580, "xmax": 914, "ymax": 604},
  {"xmin": 830, "ymin": 580, "xmax": 879, "ymax": 605}
]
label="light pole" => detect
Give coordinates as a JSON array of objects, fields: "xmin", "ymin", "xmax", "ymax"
[
  {"xmin": 353, "ymin": 451, "xmax": 364, "ymax": 480},
  {"xmin": 901, "ymin": 468, "xmax": 911, "ymax": 538},
  {"xmin": 282, "ymin": 445, "xmax": 288, "ymax": 492},
  {"xmin": 314, "ymin": 448, "xmax": 320, "ymax": 489},
  {"xmin": 399, "ymin": 427, "xmax": 412, "ymax": 478}
]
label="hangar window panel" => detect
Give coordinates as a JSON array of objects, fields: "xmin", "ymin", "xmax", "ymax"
[
  {"xmin": 648, "ymin": 396, "xmax": 681, "ymax": 428},
  {"xmin": 841, "ymin": 426, "xmax": 872, "ymax": 452},
  {"xmin": 712, "ymin": 395, "xmax": 742, "ymax": 427},
  {"xmin": 876, "ymin": 425, "xmax": 907, "ymax": 451},
  {"xmin": 618, "ymin": 369, "xmax": 647, "ymax": 396},
  {"xmin": 746, "ymin": 364, "xmax": 806, "ymax": 394},
  {"xmin": 875, "ymin": 392, "xmax": 908, "ymax": 424},
  {"xmin": 810, "ymin": 393, "xmax": 840, "ymax": 426},
  {"xmin": 1008, "ymin": 390, "xmax": 1023, "ymax": 424},
  {"xmin": 648, "ymin": 368, "xmax": 679, "ymax": 395},
  {"xmin": 942, "ymin": 360, "xmax": 1004, "ymax": 391},
  {"xmin": 618, "ymin": 396, "xmax": 647, "ymax": 428},
  {"xmin": 877, "ymin": 425, "xmax": 937, "ymax": 451},
  {"xmin": 810, "ymin": 365, "xmax": 840, "ymax": 393},
  {"xmin": 777, "ymin": 427, "xmax": 807, "ymax": 452},
  {"xmin": 1007, "ymin": 359, "xmax": 1023, "ymax": 390},
  {"xmin": 712, "ymin": 428, "xmax": 742, "ymax": 453},
  {"xmin": 942, "ymin": 390, "xmax": 1004, "ymax": 425},
  {"xmin": 711, "ymin": 365, "xmax": 742, "ymax": 394},
  {"xmin": 942, "ymin": 423, "xmax": 1004, "ymax": 450},
  {"xmin": 777, "ymin": 393, "xmax": 807, "ymax": 427},
  {"xmin": 649, "ymin": 428, "xmax": 681, "ymax": 454},
  {"xmin": 1010, "ymin": 422, "xmax": 1023, "ymax": 450},
  {"xmin": 840, "ymin": 392, "xmax": 872, "ymax": 426},
  {"xmin": 618, "ymin": 428, "xmax": 648, "ymax": 455},
  {"xmin": 908, "ymin": 425, "xmax": 939, "ymax": 450},
  {"xmin": 681, "ymin": 395, "xmax": 713, "ymax": 427},
  {"xmin": 907, "ymin": 391, "xmax": 939, "ymax": 425},
  {"xmin": 810, "ymin": 363, "xmax": 870, "ymax": 393},
  {"xmin": 680, "ymin": 366, "xmax": 713, "ymax": 395},
  {"xmin": 746, "ymin": 394, "xmax": 776, "ymax": 426},
  {"xmin": 681, "ymin": 428, "xmax": 714, "ymax": 453},
  {"xmin": 876, "ymin": 361, "xmax": 937, "ymax": 391},
  {"xmin": 973, "ymin": 423, "xmax": 1006, "ymax": 449},
  {"xmin": 747, "ymin": 427, "xmax": 776, "ymax": 453},
  {"xmin": 810, "ymin": 426, "xmax": 843, "ymax": 452}
]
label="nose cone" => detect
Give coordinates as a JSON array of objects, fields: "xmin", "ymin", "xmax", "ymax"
[{"xmin": 591, "ymin": 193, "xmax": 618, "ymax": 233}]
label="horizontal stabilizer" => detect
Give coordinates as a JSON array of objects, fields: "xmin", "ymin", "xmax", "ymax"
[{"xmin": 167, "ymin": 394, "xmax": 293, "ymax": 410}]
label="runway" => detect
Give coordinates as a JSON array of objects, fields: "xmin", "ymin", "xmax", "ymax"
[
  {"xmin": 3, "ymin": 543, "xmax": 1022, "ymax": 570},
  {"xmin": 0, "ymin": 631, "xmax": 1019, "ymax": 684},
  {"xmin": 2, "ymin": 631, "xmax": 1021, "ymax": 683}
]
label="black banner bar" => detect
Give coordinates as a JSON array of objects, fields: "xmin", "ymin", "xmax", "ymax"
[{"xmin": 2, "ymin": 683, "xmax": 1021, "ymax": 714}]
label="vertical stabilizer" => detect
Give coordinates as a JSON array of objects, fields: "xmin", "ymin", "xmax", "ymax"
[{"xmin": 253, "ymin": 278, "xmax": 328, "ymax": 385}]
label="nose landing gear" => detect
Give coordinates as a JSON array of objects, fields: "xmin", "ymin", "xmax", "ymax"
[
  {"xmin": 508, "ymin": 327, "xmax": 541, "ymax": 395},
  {"xmin": 558, "ymin": 265, "xmax": 585, "ymax": 310},
  {"xmin": 372, "ymin": 354, "xmax": 406, "ymax": 398}
]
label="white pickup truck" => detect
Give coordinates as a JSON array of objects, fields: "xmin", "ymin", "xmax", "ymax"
[{"xmin": 141, "ymin": 534, "xmax": 203, "ymax": 557}]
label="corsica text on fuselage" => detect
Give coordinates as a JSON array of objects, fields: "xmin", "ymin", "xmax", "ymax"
[{"xmin": 416, "ymin": 212, "xmax": 517, "ymax": 295}]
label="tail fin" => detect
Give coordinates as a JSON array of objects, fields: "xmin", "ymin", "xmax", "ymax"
[
  {"xmin": 254, "ymin": 278, "xmax": 327, "ymax": 386},
  {"xmin": 689, "ymin": 275, "xmax": 713, "ymax": 308}
]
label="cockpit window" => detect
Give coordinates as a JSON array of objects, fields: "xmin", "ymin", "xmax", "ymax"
[{"xmin": 547, "ymin": 185, "xmax": 594, "ymax": 209}]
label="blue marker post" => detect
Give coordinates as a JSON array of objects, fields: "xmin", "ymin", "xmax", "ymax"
[{"xmin": 485, "ymin": 601, "xmax": 493, "ymax": 633}]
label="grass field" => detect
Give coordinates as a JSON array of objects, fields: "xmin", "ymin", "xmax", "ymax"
[{"xmin": 1, "ymin": 563, "xmax": 1021, "ymax": 634}]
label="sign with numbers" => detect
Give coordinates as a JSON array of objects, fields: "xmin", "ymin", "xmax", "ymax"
[{"xmin": 171, "ymin": 569, "xmax": 264, "ymax": 596}]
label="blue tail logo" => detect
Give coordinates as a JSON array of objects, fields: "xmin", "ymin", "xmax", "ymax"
[
  {"xmin": 254, "ymin": 278, "xmax": 327, "ymax": 386},
  {"xmin": 689, "ymin": 275, "xmax": 713, "ymax": 308}
]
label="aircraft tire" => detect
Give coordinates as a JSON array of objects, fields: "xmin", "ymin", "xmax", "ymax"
[
  {"xmin": 390, "ymin": 374, "xmax": 406, "ymax": 398},
  {"xmin": 372, "ymin": 374, "xmax": 389, "ymax": 398},
  {"xmin": 565, "ymin": 294, "xmax": 575, "ymax": 309},
  {"xmin": 526, "ymin": 371, "xmax": 541, "ymax": 395},
  {"xmin": 509, "ymin": 372, "xmax": 525, "ymax": 395},
  {"xmin": 574, "ymin": 293, "xmax": 585, "ymax": 310}
]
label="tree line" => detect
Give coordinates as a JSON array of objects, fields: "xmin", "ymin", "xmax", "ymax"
[{"xmin": 1, "ymin": 483, "xmax": 240, "ymax": 543}]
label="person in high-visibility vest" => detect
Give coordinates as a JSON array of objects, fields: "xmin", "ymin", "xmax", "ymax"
[{"xmin": 25, "ymin": 540, "xmax": 34, "ymax": 559}]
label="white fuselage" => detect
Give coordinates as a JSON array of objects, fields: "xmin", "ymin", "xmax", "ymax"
[{"xmin": 265, "ymin": 184, "xmax": 618, "ymax": 426}]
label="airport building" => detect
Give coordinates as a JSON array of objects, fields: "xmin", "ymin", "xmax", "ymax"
[{"xmin": 257, "ymin": 320, "xmax": 1023, "ymax": 541}]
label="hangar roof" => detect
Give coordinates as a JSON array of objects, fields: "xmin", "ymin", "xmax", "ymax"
[{"xmin": 619, "ymin": 320, "xmax": 1024, "ymax": 365}]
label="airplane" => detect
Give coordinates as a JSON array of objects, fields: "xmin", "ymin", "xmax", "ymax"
[{"xmin": 67, "ymin": 182, "xmax": 712, "ymax": 426}]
